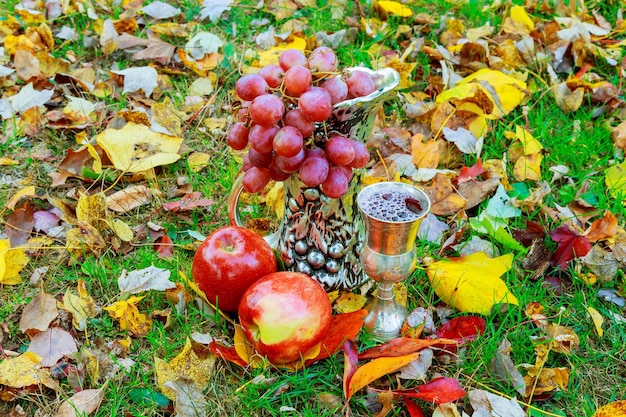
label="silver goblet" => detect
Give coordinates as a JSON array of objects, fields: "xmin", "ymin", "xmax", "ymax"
[{"xmin": 356, "ymin": 182, "xmax": 431, "ymax": 341}]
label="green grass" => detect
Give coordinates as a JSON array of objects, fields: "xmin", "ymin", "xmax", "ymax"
[{"xmin": 1, "ymin": 0, "xmax": 626, "ymax": 416}]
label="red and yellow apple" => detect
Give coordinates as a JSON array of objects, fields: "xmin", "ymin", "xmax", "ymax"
[
  {"xmin": 238, "ymin": 272, "xmax": 333, "ymax": 365},
  {"xmin": 192, "ymin": 226, "xmax": 277, "ymax": 312}
]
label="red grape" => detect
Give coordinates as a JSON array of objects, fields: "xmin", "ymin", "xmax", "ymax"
[
  {"xmin": 348, "ymin": 140, "xmax": 370, "ymax": 168},
  {"xmin": 249, "ymin": 124, "xmax": 279, "ymax": 153},
  {"xmin": 321, "ymin": 77, "xmax": 348, "ymax": 104},
  {"xmin": 326, "ymin": 135, "xmax": 355, "ymax": 166},
  {"xmin": 248, "ymin": 147, "xmax": 273, "ymax": 168},
  {"xmin": 227, "ymin": 122, "xmax": 249, "ymax": 150},
  {"xmin": 308, "ymin": 47, "xmax": 338, "ymax": 73},
  {"xmin": 275, "ymin": 149, "xmax": 305, "ymax": 173},
  {"xmin": 284, "ymin": 109, "xmax": 315, "ymax": 138},
  {"xmin": 259, "ymin": 64, "xmax": 285, "ymax": 88},
  {"xmin": 242, "ymin": 154, "xmax": 253, "ymax": 171},
  {"xmin": 321, "ymin": 166, "xmax": 349, "ymax": 198},
  {"xmin": 273, "ymin": 126, "xmax": 304, "ymax": 157},
  {"xmin": 279, "ymin": 49, "xmax": 307, "ymax": 71},
  {"xmin": 336, "ymin": 165, "xmax": 354, "ymax": 183},
  {"xmin": 250, "ymin": 94, "xmax": 284, "ymax": 126},
  {"xmin": 237, "ymin": 100, "xmax": 251, "ymax": 123},
  {"xmin": 306, "ymin": 86, "xmax": 332, "ymax": 103},
  {"xmin": 345, "ymin": 70, "xmax": 376, "ymax": 98},
  {"xmin": 299, "ymin": 156, "xmax": 329, "ymax": 187},
  {"xmin": 305, "ymin": 147, "xmax": 326, "ymax": 159},
  {"xmin": 242, "ymin": 167, "xmax": 271, "ymax": 193},
  {"xmin": 236, "ymin": 74, "xmax": 268, "ymax": 101},
  {"xmin": 268, "ymin": 160, "xmax": 292, "ymax": 181},
  {"xmin": 298, "ymin": 89, "xmax": 332, "ymax": 122},
  {"xmin": 284, "ymin": 65, "xmax": 312, "ymax": 96}
]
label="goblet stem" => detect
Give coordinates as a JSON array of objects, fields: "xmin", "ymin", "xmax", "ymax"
[{"xmin": 364, "ymin": 280, "xmax": 408, "ymax": 341}]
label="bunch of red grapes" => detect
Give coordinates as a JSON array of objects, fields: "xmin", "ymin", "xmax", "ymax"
[{"xmin": 227, "ymin": 47, "xmax": 377, "ymax": 199}]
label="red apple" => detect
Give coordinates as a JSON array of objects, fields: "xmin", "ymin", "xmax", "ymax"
[
  {"xmin": 192, "ymin": 226, "xmax": 277, "ymax": 312},
  {"xmin": 238, "ymin": 272, "xmax": 333, "ymax": 365}
]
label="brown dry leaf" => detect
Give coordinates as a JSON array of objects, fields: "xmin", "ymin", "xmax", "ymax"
[
  {"xmin": 554, "ymin": 82, "xmax": 584, "ymax": 112},
  {"xmin": 422, "ymin": 174, "xmax": 466, "ymax": 216},
  {"xmin": 164, "ymin": 378, "xmax": 211, "ymax": 417},
  {"xmin": 0, "ymin": 238, "xmax": 30, "ymax": 285},
  {"xmin": 411, "ymin": 133, "xmax": 440, "ymax": 169},
  {"xmin": 27, "ymin": 327, "xmax": 78, "ymax": 367},
  {"xmin": 59, "ymin": 280, "xmax": 97, "ymax": 331},
  {"xmin": 5, "ymin": 203, "xmax": 34, "ymax": 247},
  {"xmin": 264, "ymin": 0, "xmax": 298, "ymax": 20},
  {"xmin": 547, "ymin": 324, "xmax": 579, "ymax": 354},
  {"xmin": 581, "ymin": 245, "xmax": 619, "ymax": 282},
  {"xmin": 0, "ymin": 352, "xmax": 57, "ymax": 390},
  {"xmin": 155, "ymin": 338, "xmax": 216, "ymax": 401},
  {"xmin": 103, "ymin": 295, "xmax": 153, "ymax": 337},
  {"xmin": 54, "ymin": 385, "xmax": 106, "ymax": 417},
  {"xmin": 18, "ymin": 290, "xmax": 59, "ymax": 335},
  {"xmin": 49, "ymin": 147, "xmax": 94, "ymax": 186},
  {"xmin": 373, "ymin": 390, "xmax": 395, "ymax": 417},
  {"xmin": 612, "ymin": 121, "xmax": 626, "ymax": 149},
  {"xmin": 489, "ymin": 339, "xmax": 526, "ymax": 396},
  {"xmin": 457, "ymin": 177, "xmax": 500, "ymax": 210},
  {"xmin": 106, "ymin": 185, "xmax": 160, "ymax": 213}
]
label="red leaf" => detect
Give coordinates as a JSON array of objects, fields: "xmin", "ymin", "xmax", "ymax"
[
  {"xmin": 154, "ymin": 234, "xmax": 174, "ymax": 259},
  {"xmin": 162, "ymin": 192, "xmax": 215, "ymax": 212},
  {"xmin": 404, "ymin": 398, "xmax": 426, "ymax": 417},
  {"xmin": 343, "ymin": 340, "xmax": 359, "ymax": 399},
  {"xmin": 549, "ymin": 225, "xmax": 592, "ymax": 268},
  {"xmin": 457, "ymin": 158, "xmax": 485, "ymax": 184},
  {"xmin": 435, "ymin": 316, "xmax": 486, "ymax": 341},
  {"xmin": 358, "ymin": 337, "xmax": 457, "ymax": 360},
  {"xmin": 513, "ymin": 220, "xmax": 545, "ymax": 247},
  {"xmin": 208, "ymin": 341, "xmax": 248, "ymax": 367},
  {"xmin": 390, "ymin": 377, "xmax": 466, "ymax": 403},
  {"xmin": 306, "ymin": 309, "xmax": 366, "ymax": 365}
]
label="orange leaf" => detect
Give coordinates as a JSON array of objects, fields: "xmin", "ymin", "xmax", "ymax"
[
  {"xmin": 358, "ymin": 337, "xmax": 457, "ymax": 360},
  {"xmin": 411, "ymin": 133, "xmax": 440, "ymax": 169},
  {"xmin": 347, "ymin": 351, "xmax": 421, "ymax": 399},
  {"xmin": 584, "ymin": 212, "xmax": 618, "ymax": 242},
  {"xmin": 307, "ymin": 309, "xmax": 367, "ymax": 364}
]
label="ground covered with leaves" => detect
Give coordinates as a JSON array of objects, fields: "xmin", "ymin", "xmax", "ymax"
[{"xmin": 0, "ymin": 0, "xmax": 626, "ymax": 416}]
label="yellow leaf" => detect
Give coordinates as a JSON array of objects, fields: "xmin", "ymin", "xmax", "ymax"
[
  {"xmin": 333, "ymin": 292, "xmax": 367, "ymax": 314},
  {"xmin": 605, "ymin": 160, "xmax": 626, "ymax": 201},
  {"xmin": 155, "ymin": 338, "xmax": 216, "ymax": 400},
  {"xmin": 0, "ymin": 239, "xmax": 29, "ymax": 285},
  {"xmin": 586, "ymin": 306, "xmax": 604, "ymax": 337},
  {"xmin": 0, "ymin": 157, "xmax": 19, "ymax": 166},
  {"xmin": 594, "ymin": 400, "xmax": 626, "ymax": 417},
  {"xmin": 347, "ymin": 351, "xmax": 421, "ymax": 399},
  {"xmin": 426, "ymin": 252, "xmax": 517, "ymax": 314},
  {"xmin": 510, "ymin": 5, "xmax": 534, "ymax": 31},
  {"xmin": 513, "ymin": 152, "xmax": 542, "ymax": 181},
  {"xmin": 266, "ymin": 181, "xmax": 285, "ymax": 219},
  {"xmin": 258, "ymin": 37, "xmax": 306, "ymax": 67},
  {"xmin": 5, "ymin": 185, "xmax": 36, "ymax": 210},
  {"xmin": 65, "ymin": 221, "xmax": 106, "ymax": 257},
  {"xmin": 86, "ymin": 143, "xmax": 102, "ymax": 174},
  {"xmin": 512, "ymin": 125, "xmax": 543, "ymax": 155},
  {"xmin": 106, "ymin": 218, "xmax": 134, "ymax": 242},
  {"xmin": 411, "ymin": 134, "xmax": 440, "ymax": 169},
  {"xmin": 524, "ymin": 366, "xmax": 569, "ymax": 396},
  {"xmin": 377, "ymin": 1, "xmax": 412, "ymax": 17},
  {"xmin": 59, "ymin": 281, "xmax": 97, "ymax": 331},
  {"xmin": 96, "ymin": 122, "xmax": 183, "ymax": 173},
  {"xmin": 187, "ymin": 152, "xmax": 211, "ymax": 173},
  {"xmin": 553, "ymin": 82, "xmax": 584, "ymax": 112},
  {"xmin": 76, "ymin": 192, "xmax": 107, "ymax": 227},
  {"xmin": 103, "ymin": 295, "xmax": 153, "ymax": 337},
  {"xmin": 0, "ymin": 352, "xmax": 57, "ymax": 389}
]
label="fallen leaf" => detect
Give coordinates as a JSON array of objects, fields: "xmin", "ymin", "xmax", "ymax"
[
  {"xmin": 333, "ymin": 292, "xmax": 367, "ymax": 314},
  {"xmin": 59, "ymin": 280, "xmax": 97, "ymax": 331},
  {"xmin": 457, "ymin": 159, "xmax": 485, "ymax": 184},
  {"xmin": 605, "ymin": 160, "xmax": 626, "ymax": 200},
  {"xmin": 612, "ymin": 121, "xmax": 626, "ymax": 149},
  {"xmin": 347, "ymin": 351, "xmax": 421, "ymax": 399},
  {"xmin": 468, "ymin": 389, "xmax": 525, "ymax": 417},
  {"xmin": 0, "ymin": 352, "xmax": 57, "ymax": 390},
  {"xmin": 426, "ymin": 252, "xmax": 518, "ymax": 314},
  {"xmin": 584, "ymin": 212, "xmax": 619, "ymax": 242},
  {"xmin": 489, "ymin": 339, "xmax": 526, "ymax": 396},
  {"xmin": 65, "ymin": 222, "xmax": 106, "ymax": 257},
  {"xmin": 118, "ymin": 266, "xmax": 176, "ymax": 294},
  {"xmin": 27, "ymin": 327, "xmax": 78, "ymax": 367},
  {"xmin": 5, "ymin": 186, "xmax": 36, "ymax": 210},
  {"xmin": 524, "ymin": 366, "xmax": 569, "ymax": 396},
  {"xmin": 308, "ymin": 309, "xmax": 367, "ymax": 363},
  {"xmin": 18, "ymin": 290, "xmax": 59, "ymax": 335},
  {"xmin": 435, "ymin": 316, "xmax": 486, "ymax": 343},
  {"xmin": 549, "ymin": 225, "xmax": 592, "ymax": 268},
  {"xmin": 162, "ymin": 192, "xmax": 215, "ymax": 212},
  {"xmin": 593, "ymin": 400, "xmax": 626, "ymax": 417},
  {"xmin": 106, "ymin": 185, "xmax": 160, "ymax": 213},
  {"xmin": 442, "ymin": 127, "xmax": 483, "ymax": 155},
  {"xmin": 110, "ymin": 67, "xmax": 158, "ymax": 97},
  {"xmin": 343, "ymin": 340, "xmax": 359, "ymax": 399},
  {"xmin": 258, "ymin": 37, "xmax": 307, "ymax": 67},
  {"xmin": 0, "ymin": 238, "xmax": 30, "ymax": 285},
  {"xmin": 200, "ymin": 0, "xmax": 234, "ymax": 22},
  {"xmin": 386, "ymin": 377, "xmax": 466, "ymax": 404},
  {"xmin": 586, "ymin": 306, "xmax": 604, "ymax": 337},
  {"xmin": 547, "ymin": 324, "xmax": 579, "ymax": 354},
  {"xmin": 397, "ymin": 348, "xmax": 433, "ymax": 380},
  {"xmin": 581, "ymin": 245, "xmax": 619, "ymax": 282},
  {"xmin": 103, "ymin": 295, "xmax": 153, "ymax": 337},
  {"xmin": 54, "ymin": 385, "xmax": 106, "ymax": 417},
  {"xmin": 96, "ymin": 122, "xmax": 184, "ymax": 173},
  {"xmin": 377, "ymin": 1, "xmax": 412, "ymax": 17},
  {"xmin": 155, "ymin": 338, "xmax": 216, "ymax": 401},
  {"xmin": 164, "ymin": 379, "xmax": 211, "ymax": 417},
  {"xmin": 359, "ymin": 337, "xmax": 457, "ymax": 360},
  {"xmin": 422, "ymin": 173, "xmax": 466, "ymax": 216}
]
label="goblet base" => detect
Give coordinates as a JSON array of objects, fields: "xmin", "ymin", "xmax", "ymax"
[{"xmin": 363, "ymin": 280, "xmax": 408, "ymax": 341}]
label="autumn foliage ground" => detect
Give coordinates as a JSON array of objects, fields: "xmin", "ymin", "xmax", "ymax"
[{"xmin": 1, "ymin": 0, "xmax": 626, "ymax": 416}]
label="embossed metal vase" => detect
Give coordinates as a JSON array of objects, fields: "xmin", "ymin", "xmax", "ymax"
[{"xmin": 229, "ymin": 67, "xmax": 400, "ymax": 291}]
